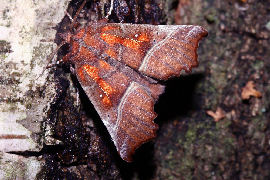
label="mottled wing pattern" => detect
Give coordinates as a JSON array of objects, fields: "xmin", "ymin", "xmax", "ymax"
[
  {"xmin": 74, "ymin": 58, "xmax": 164, "ymax": 162},
  {"xmin": 98, "ymin": 23, "xmax": 208, "ymax": 80},
  {"xmin": 67, "ymin": 21, "xmax": 207, "ymax": 161}
]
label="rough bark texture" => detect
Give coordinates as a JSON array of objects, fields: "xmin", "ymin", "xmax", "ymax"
[
  {"xmin": 1, "ymin": 0, "xmax": 269, "ymax": 179},
  {"xmin": 0, "ymin": 0, "xmax": 70, "ymax": 179},
  {"xmin": 154, "ymin": 0, "xmax": 270, "ymax": 179}
]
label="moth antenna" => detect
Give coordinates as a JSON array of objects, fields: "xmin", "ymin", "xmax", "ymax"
[
  {"xmin": 65, "ymin": 11, "xmax": 73, "ymax": 22},
  {"xmin": 36, "ymin": 41, "xmax": 66, "ymax": 81},
  {"xmin": 69, "ymin": 0, "xmax": 87, "ymax": 29},
  {"xmin": 37, "ymin": 0, "xmax": 87, "ymax": 81},
  {"xmin": 105, "ymin": 0, "xmax": 114, "ymax": 19}
]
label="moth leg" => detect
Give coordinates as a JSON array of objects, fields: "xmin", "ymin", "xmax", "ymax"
[{"xmin": 36, "ymin": 45, "xmax": 65, "ymax": 80}]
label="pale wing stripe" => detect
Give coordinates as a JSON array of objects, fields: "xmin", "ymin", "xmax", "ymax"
[
  {"xmin": 139, "ymin": 29, "xmax": 177, "ymax": 72},
  {"xmin": 163, "ymin": 46, "xmax": 191, "ymax": 70},
  {"xmin": 115, "ymin": 81, "xmax": 138, "ymax": 132},
  {"xmin": 119, "ymin": 134, "xmax": 129, "ymax": 159},
  {"xmin": 168, "ymin": 45, "xmax": 195, "ymax": 69},
  {"xmin": 167, "ymin": 42, "xmax": 194, "ymax": 62}
]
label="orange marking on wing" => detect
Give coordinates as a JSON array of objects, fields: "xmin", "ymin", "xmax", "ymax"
[
  {"xmin": 122, "ymin": 38, "xmax": 141, "ymax": 50},
  {"xmin": 105, "ymin": 48, "xmax": 117, "ymax": 59},
  {"xmin": 74, "ymin": 28, "xmax": 85, "ymax": 39},
  {"xmin": 79, "ymin": 46, "xmax": 96, "ymax": 60},
  {"xmin": 82, "ymin": 65, "xmax": 115, "ymax": 106},
  {"xmin": 84, "ymin": 33, "xmax": 104, "ymax": 50},
  {"xmin": 83, "ymin": 65, "xmax": 99, "ymax": 81},
  {"xmin": 98, "ymin": 79, "xmax": 114, "ymax": 96},
  {"xmin": 137, "ymin": 33, "xmax": 149, "ymax": 42},
  {"xmin": 99, "ymin": 60, "xmax": 111, "ymax": 70},
  {"xmin": 101, "ymin": 33, "xmax": 143, "ymax": 50},
  {"xmin": 102, "ymin": 95, "xmax": 112, "ymax": 106},
  {"xmin": 100, "ymin": 33, "xmax": 121, "ymax": 45},
  {"xmin": 101, "ymin": 25, "xmax": 119, "ymax": 32}
]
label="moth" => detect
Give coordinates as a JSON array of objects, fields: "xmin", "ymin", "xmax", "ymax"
[{"xmin": 58, "ymin": 6, "xmax": 207, "ymax": 162}]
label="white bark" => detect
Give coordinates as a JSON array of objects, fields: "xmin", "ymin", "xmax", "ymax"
[{"xmin": 0, "ymin": 0, "xmax": 70, "ymax": 178}]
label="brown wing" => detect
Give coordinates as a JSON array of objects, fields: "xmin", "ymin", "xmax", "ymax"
[
  {"xmin": 74, "ymin": 58, "xmax": 164, "ymax": 162},
  {"xmin": 67, "ymin": 21, "xmax": 207, "ymax": 161},
  {"xmin": 84, "ymin": 22, "xmax": 208, "ymax": 80}
]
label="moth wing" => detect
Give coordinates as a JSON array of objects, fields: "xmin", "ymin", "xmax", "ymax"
[
  {"xmin": 97, "ymin": 23, "xmax": 208, "ymax": 80},
  {"xmin": 74, "ymin": 60, "xmax": 164, "ymax": 162}
]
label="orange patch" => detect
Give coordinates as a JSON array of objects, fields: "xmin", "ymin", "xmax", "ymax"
[
  {"xmin": 79, "ymin": 46, "xmax": 96, "ymax": 60},
  {"xmin": 82, "ymin": 65, "xmax": 115, "ymax": 107},
  {"xmin": 105, "ymin": 49, "xmax": 117, "ymax": 59},
  {"xmin": 122, "ymin": 38, "xmax": 141, "ymax": 50},
  {"xmin": 102, "ymin": 95, "xmax": 112, "ymax": 106},
  {"xmin": 84, "ymin": 33, "xmax": 103, "ymax": 50},
  {"xmin": 137, "ymin": 33, "xmax": 149, "ymax": 42},
  {"xmin": 83, "ymin": 65, "xmax": 99, "ymax": 81},
  {"xmin": 101, "ymin": 25, "xmax": 119, "ymax": 32},
  {"xmin": 98, "ymin": 60, "xmax": 111, "ymax": 70},
  {"xmin": 98, "ymin": 79, "xmax": 114, "ymax": 96},
  {"xmin": 74, "ymin": 28, "xmax": 85, "ymax": 39},
  {"xmin": 100, "ymin": 33, "xmax": 121, "ymax": 45},
  {"xmin": 101, "ymin": 33, "xmax": 142, "ymax": 50}
]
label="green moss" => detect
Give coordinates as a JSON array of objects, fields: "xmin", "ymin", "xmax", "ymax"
[
  {"xmin": 204, "ymin": 8, "xmax": 218, "ymax": 24},
  {"xmin": 185, "ymin": 127, "xmax": 197, "ymax": 142},
  {"xmin": 253, "ymin": 60, "xmax": 264, "ymax": 71}
]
